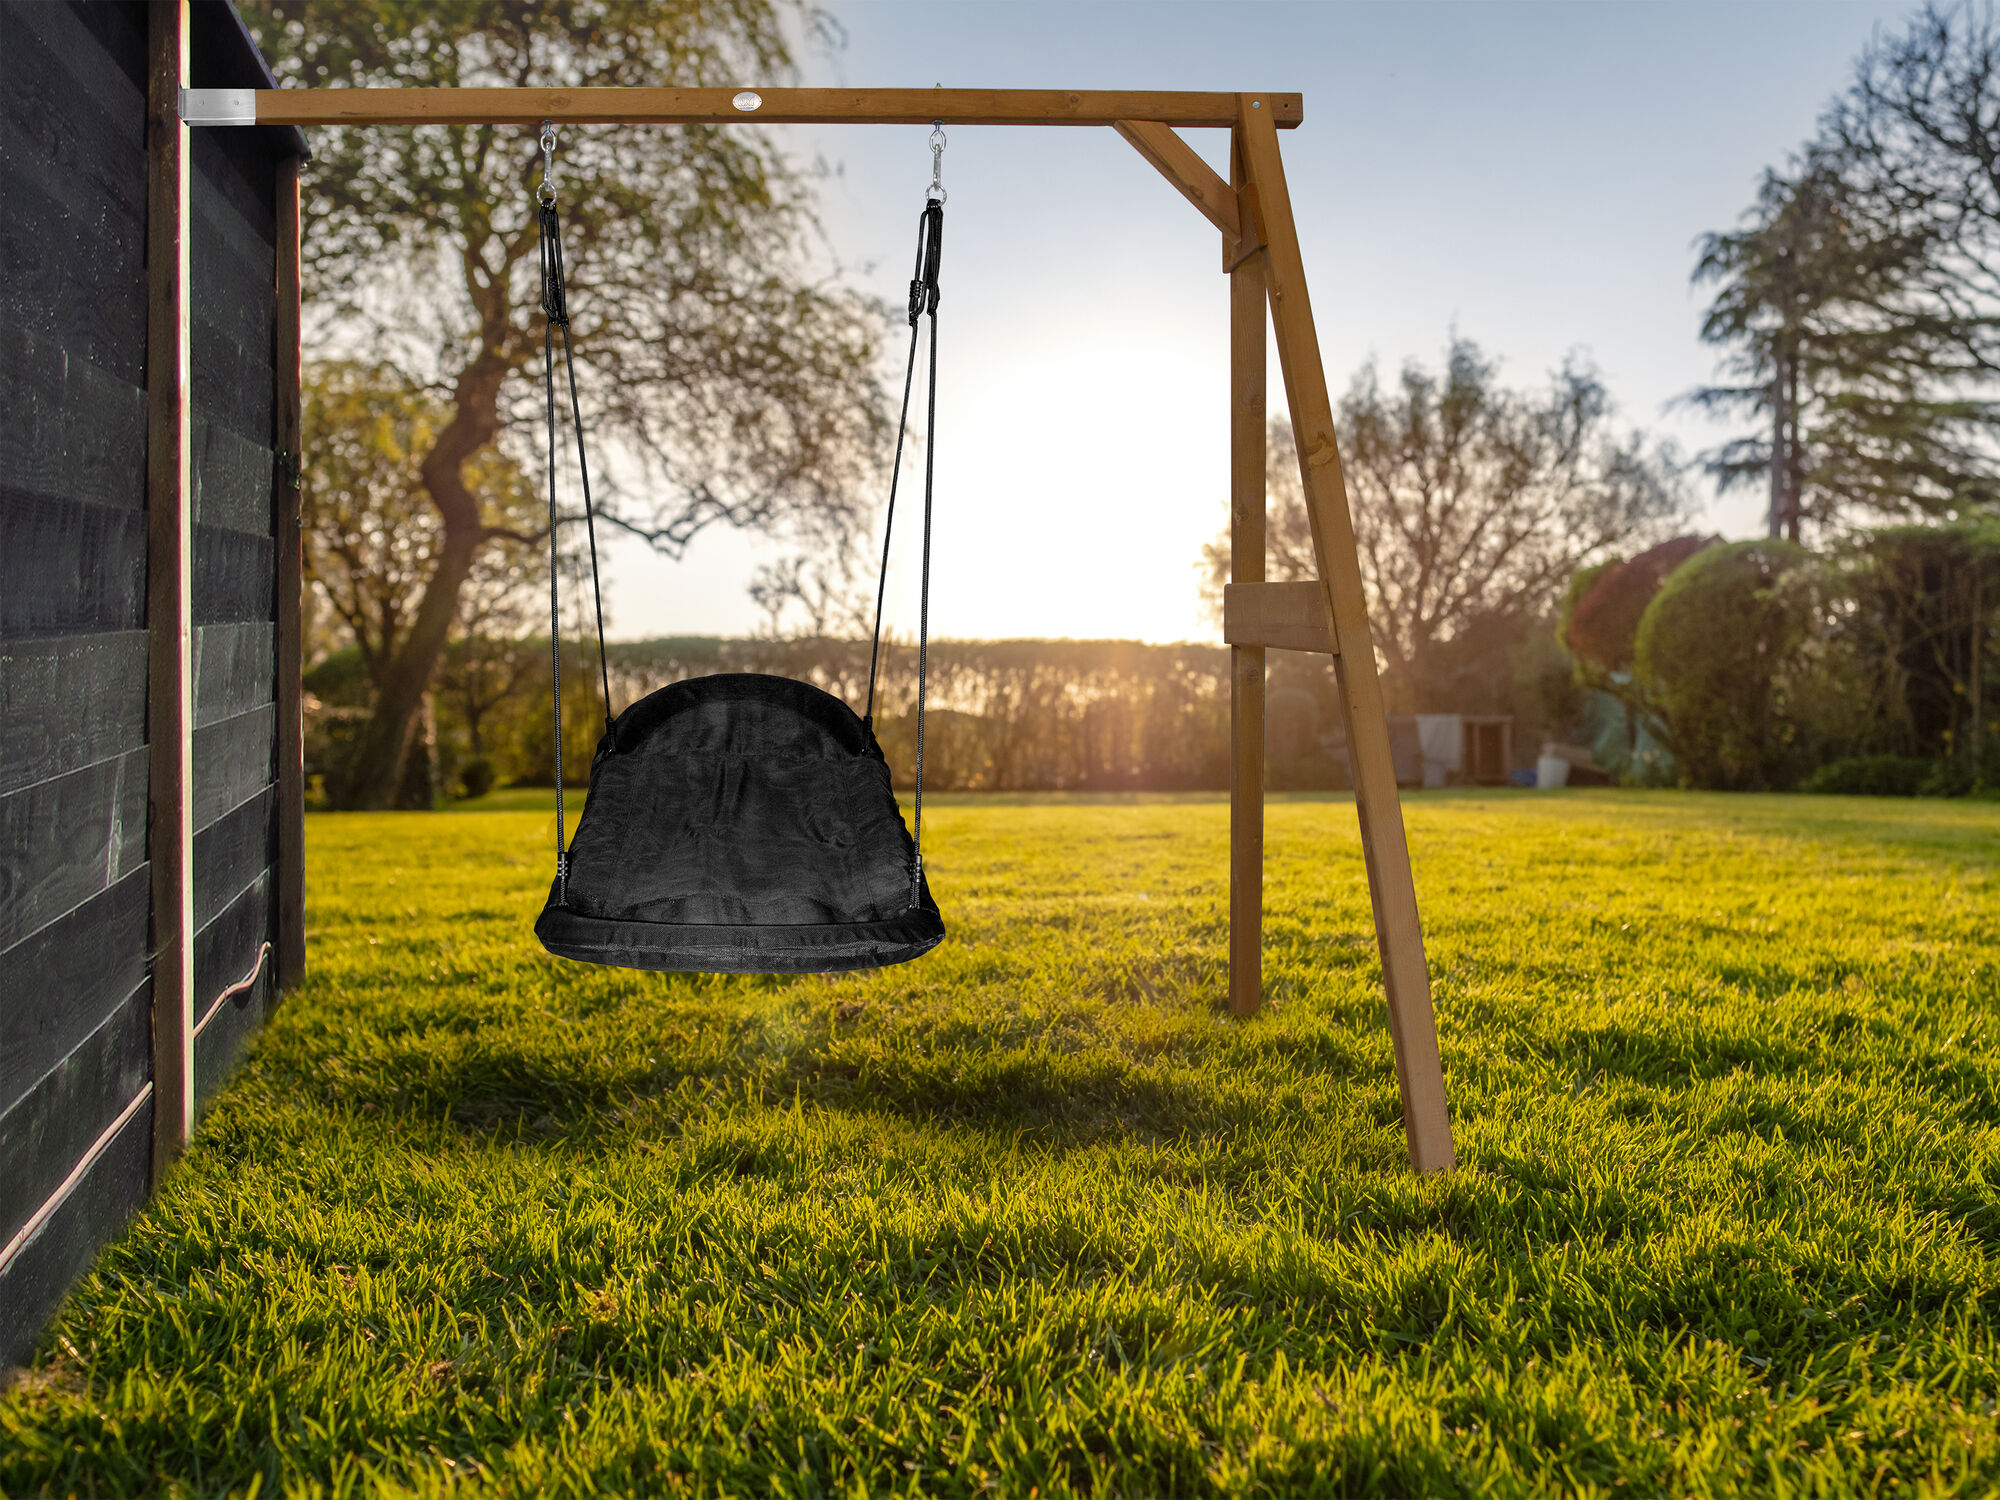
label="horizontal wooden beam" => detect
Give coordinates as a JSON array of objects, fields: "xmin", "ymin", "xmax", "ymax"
[
  {"xmin": 235, "ymin": 87, "xmax": 1303, "ymax": 130},
  {"xmin": 1114, "ymin": 120, "xmax": 1239, "ymax": 239},
  {"xmin": 1223, "ymin": 581, "xmax": 1337, "ymax": 655}
]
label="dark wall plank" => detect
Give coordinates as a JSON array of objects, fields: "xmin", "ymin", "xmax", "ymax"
[
  {"xmin": 0, "ymin": 747, "xmax": 146, "ymax": 953},
  {"xmin": 193, "ymin": 704, "xmax": 276, "ymax": 833},
  {"xmin": 193, "ymin": 419, "xmax": 276, "ymax": 537},
  {"xmin": 192, "ymin": 133, "xmax": 276, "ymax": 360},
  {"xmin": 0, "ymin": 979, "xmax": 149, "ymax": 1251},
  {"xmin": 0, "ymin": 6, "xmax": 146, "ymax": 235},
  {"xmin": 193, "ymin": 148, "xmax": 278, "ymax": 281},
  {"xmin": 0, "ymin": 490, "xmax": 148, "ymax": 640},
  {"xmin": 0, "ymin": 6, "xmax": 147, "ymax": 395},
  {"xmin": 0, "ymin": 866, "xmax": 148, "ymax": 1121},
  {"xmin": 0, "ymin": 1088, "xmax": 149, "ymax": 1369},
  {"xmin": 0, "ymin": 632, "xmax": 148, "ymax": 799},
  {"xmin": 190, "ymin": 117, "xmax": 278, "ymax": 453},
  {"xmin": 5, "ymin": 1, "xmax": 147, "ymax": 110},
  {"xmin": 193, "ymin": 787, "xmax": 273, "ymax": 931},
  {"xmin": 191, "ymin": 321, "xmax": 274, "ymax": 447},
  {"xmin": 190, "ymin": 121, "xmax": 279, "ymax": 455},
  {"xmin": 192, "ymin": 622, "xmax": 275, "ymax": 728},
  {"xmin": 0, "ymin": 322, "xmax": 148, "ymax": 514},
  {"xmin": 192, "ymin": 525, "xmax": 275, "ymax": 626},
  {"xmin": 193, "ymin": 872, "xmax": 273, "ymax": 1114},
  {"xmin": 192, "ymin": 276, "xmax": 276, "ymax": 396},
  {"xmin": 192, "ymin": 105, "xmax": 279, "ymax": 231},
  {"xmin": 0, "ymin": 157, "xmax": 147, "ymax": 393},
  {"xmin": 194, "ymin": 869, "xmax": 269, "ymax": 1010},
  {"xmin": 194, "ymin": 962, "xmax": 269, "ymax": 1116}
]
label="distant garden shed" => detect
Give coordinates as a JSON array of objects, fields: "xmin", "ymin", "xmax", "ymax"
[{"xmin": 0, "ymin": 0, "xmax": 306, "ymax": 1365}]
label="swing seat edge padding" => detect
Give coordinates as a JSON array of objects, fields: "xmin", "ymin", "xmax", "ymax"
[
  {"xmin": 535, "ymin": 885, "xmax": 945, "ymax": 974},
  {"xmin": 535, "ymin": 673, "xmax": 945, "ymax": 974}
]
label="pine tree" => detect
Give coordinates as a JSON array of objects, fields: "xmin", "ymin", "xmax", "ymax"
[
  {"xmin": 1688, "ymin": 5, "xmax": 2000, "ymax": 539},
  {"xmin": 1688, "ymin": 165, "xmax": 1964, "ymax": 538}
]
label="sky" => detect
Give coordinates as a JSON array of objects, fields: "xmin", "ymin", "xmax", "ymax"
[{"xmin": 595, "ymin": 0, "xmax": 1918, "ymax": 646}]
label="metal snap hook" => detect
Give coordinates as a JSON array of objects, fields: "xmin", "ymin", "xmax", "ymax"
[
  {"xmin": 927, "ymin": 121, "xmax": 947, "ymax": 202},
  {"xmin": 538, "ymin": 122, "xmax": 559, "ymax": 206}
]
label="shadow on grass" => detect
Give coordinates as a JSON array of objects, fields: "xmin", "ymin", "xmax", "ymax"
[{"xmin": 417, "ymin": 1028, "xmax": 1356, "ymax": 1156}]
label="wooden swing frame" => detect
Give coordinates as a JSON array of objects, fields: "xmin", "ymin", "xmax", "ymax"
[{"xmin": 153, "ymin": 40, "xmax": 1455, "ymax": 1172}]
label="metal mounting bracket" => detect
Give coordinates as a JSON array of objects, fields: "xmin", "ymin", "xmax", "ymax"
[{"xmin": 180, "ymin": 88, "xmax": 257, "ymax": 126}]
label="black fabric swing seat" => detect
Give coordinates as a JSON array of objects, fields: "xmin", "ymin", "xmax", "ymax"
[{"xmin": 534, "ymin": 673, "xmax": 944, "ymax": 973}]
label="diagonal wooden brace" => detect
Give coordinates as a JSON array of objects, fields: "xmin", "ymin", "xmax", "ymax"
[
  {"xmin": 1114, "ymin": 119, "xmax": 1266, "ymax": 267},
  {"xmin": 1114, "ymin": 120, "xmax": 1239, "ymax": 238}
]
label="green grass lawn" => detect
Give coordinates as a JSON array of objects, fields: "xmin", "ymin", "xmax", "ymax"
[{"xmin": 5, "ymin": 791, "xmax": 1999, "ymax": 1497}]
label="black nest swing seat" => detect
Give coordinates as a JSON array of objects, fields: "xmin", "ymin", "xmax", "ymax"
[
  {"xmin": 534, "ymin": 674, "xmax": 943, "ymax": 973},
  {"xmin": 527, "ymin": 156, "xmax": 949, "ymax": 975}
]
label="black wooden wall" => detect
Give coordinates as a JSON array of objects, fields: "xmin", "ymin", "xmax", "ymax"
[
  {"xmin": 0, "ymin": 0, "xmax": 298, "ymax": 1369},
  {"xmin": 187, "ymin": 23, "xmax": 284, "ymax": 1113}
]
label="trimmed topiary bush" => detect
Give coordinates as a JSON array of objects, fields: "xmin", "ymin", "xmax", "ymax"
[
  {"xmin": 1634, "ymin": 540, "xmax": 1867, "ymax": 790},
  {"xmin": 1564, "ymin": 535, "xmax": 1717, "ymax": 675}
]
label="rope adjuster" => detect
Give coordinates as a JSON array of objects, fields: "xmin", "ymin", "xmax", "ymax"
[
  {"xmin": 537, "ymin": 126, "xmax": 570, "ymax": 328},
  {"xmin": 906, "ymin": 203, "xmax": 943, "ymax": 326}
]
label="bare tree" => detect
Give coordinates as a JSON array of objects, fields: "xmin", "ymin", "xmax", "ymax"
[
  {"xmin": 302, "ymin": 362, "xmax": 547, "ymax": 796},
  {"xmin": 246, "ymin": 0, "xmax": 890, "ymax": 806},
  {"xmin": 302, "ymin": 365, "xmax": 537, "ymax": 675},
  {"xmin": 1206, "ymin": 340, "xmax": 1685, "ymax": 709},
  {"xmin": 1827, "ymin": 2, "xmax": 2000, "ymax": 385}
]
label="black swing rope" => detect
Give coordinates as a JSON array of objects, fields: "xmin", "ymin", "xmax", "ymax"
[
  {"xmin": 537, "ymin": 126, "xmax": 611, "ymax": 905},
  {"xmin": 864, "ymin": 183, "xmax": 944, "ymax": 903},
  {"xmin": 541, "ymin": 123, "xmax": 944, "ymax": 911}
]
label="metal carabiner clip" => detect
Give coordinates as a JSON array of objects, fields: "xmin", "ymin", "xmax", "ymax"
[
  {"xmin": 538, "ymin": 122, "xmax": 559, "ymax": 207},
  {"xmin": 927, "ymin": 121, "xmax": 947, "ymax": 204}
]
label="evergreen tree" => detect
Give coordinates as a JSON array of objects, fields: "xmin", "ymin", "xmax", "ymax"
[
  {"xmin": 1689, "ymin": 5, "xmax": 2000, "ymax": 538},
  {"xmin": 1688, "ymin": 165, "xmax": 1968, "ymax": 537}
]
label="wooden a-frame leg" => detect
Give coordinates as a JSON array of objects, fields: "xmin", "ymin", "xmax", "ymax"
[
  {"xmin": 1236, "ymin": 95, "xmax": 1454, "ymax": 1173},
  {"xmin": 1228, "ymin": 129, "xmax": 1266, "ymax": 1019}
]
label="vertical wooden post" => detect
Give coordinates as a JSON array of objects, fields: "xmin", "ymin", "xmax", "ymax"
[
  {"xmin": 146, "ymin": 0, "xmax": 194, "ymax": 1183},
  {"xmin": 1236, "ymin": 95, "xmax": 1454, "ymax": 1172},
  {"xmin": 1227, "ymin": 129, "xmax": 1267, "ymax": 1019},
  {"xmin": 274, "ymin": 156, "xmax": 307, "ymax": 992}
]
